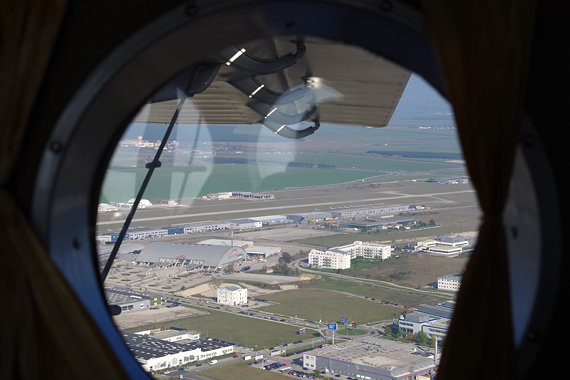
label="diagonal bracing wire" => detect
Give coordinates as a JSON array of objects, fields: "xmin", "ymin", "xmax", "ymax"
[{"xmin": 100, "ymin": 92, "xmax": 188, "ymax": 282}]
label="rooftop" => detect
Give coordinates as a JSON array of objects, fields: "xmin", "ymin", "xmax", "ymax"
[
  {"xmin": 122, "ymin": 332, "xmax": 232, "ymax": 361},
  {"xmin": 307, "ymin": 337, "xmax": 435, "ymax": 373}
]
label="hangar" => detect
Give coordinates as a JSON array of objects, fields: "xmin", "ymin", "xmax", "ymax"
[{"xmin": 132, "ymin": 242, "xmax": 246, "ymax": 268}]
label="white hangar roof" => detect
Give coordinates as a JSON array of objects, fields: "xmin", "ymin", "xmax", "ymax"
[{"xmin": 135, "ymin": 242, "xmax": 246, "ymax": 267}]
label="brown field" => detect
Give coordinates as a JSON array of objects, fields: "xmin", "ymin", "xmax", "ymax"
[{"xmin": 341, "ymin": 253, "xmax": 468, "ymax": 289}]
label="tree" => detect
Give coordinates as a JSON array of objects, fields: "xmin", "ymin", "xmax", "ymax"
[
  {"xmin": 429, "ymin": 219, "xmax": 436, "ymax": 226},
  {"xmin": 416, "ymin": 330, "xmax": 428, "ymax": 346},
  {"xmin": 281, "ymin": 252, "xmax": 293, "ymax": 263}
]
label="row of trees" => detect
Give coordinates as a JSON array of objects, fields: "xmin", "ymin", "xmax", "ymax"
[{"xmin": 383, "ymin": 326, "xmax": 439, "ymax": 347}]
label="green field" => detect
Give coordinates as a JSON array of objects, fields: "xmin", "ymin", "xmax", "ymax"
[
  {"xmin": 197, "ymin": 362, "xmax": 291, "ymax": 380},
  {"xmin": 101, "ymin": 123, "xmax": 464, "ymax": 203},
  {"xmin": 336, "ymin": 328, "xmax": 368, "ymax": 335},
  {"xmin": 258, "ymin": 288, "xmax": 401, "ymax": 323},
  {"xmin": 100, "ymin": 164, "xmax": 378, "ymax": 203},
  {"xmin": 308, "ymin": 277, "xmax": 450, "ymax": 305},
  {"xmin": 126, "ymin": 308, "xmax": 312, "ymax": 349}
]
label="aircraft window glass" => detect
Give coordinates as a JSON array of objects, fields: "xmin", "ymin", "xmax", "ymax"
[{"xmin": 96, "ymin": 37, "xmax": 477, "ymax": 378}]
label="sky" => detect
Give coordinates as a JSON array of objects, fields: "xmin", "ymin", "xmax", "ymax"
[{"xmin": 389, "ymin": 73, "xmax": 455, "ymax": 126}]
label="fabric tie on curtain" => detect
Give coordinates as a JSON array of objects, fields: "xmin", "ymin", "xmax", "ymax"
[{"xmin": 418, "ymin": 1, "xmax": 537, "ymax": 379}]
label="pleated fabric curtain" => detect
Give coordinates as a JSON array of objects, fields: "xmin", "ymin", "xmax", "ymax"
[
  {"xmin": 0, "ymin": 1, "xmax": 126, "ymax": 378},
  {"xmin": 418, "ymin": 1, "xmax": 537, "ymax": 379}
]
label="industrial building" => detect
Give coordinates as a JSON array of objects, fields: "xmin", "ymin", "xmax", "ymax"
[
  {"xmin": 105, "ymin": 288, "xmax": 151, "ymax": 312},
  {"xmin": 309, "ymin": 241, "xmax": 392, "ymax": 269},
  {"xmin": 200, "ymin": 191, "xmax": 274, "ymax": 200},
  {"xmin": 286, "ymin": 211, "xmax": 333, "ymax": 222},
  {"xmin": 414, "ymin": 236, "xmax": 470, "ymax": 255},
  {"xmin": 245, "ymin": 245, "xmax": 281, "ymax": 259},
  {"xmin": 196, "ymin": 239, "xmax": 253, "ymax": 248},
  {"xmin": 226, "ymin": 218, "xmax": 263, "ymax": 230},
  {"xmin": 137, "ymin": 329, "xmax": 201, "ymax": 343},
  {"xmin": 303, "ymin": 337, "xmax": 436, "ymax": 380},
  {"xmin": 398, "ymin": 302, "xmax": 455, "ymax": 342},
  {"xmin": 96, "ymin": 218, "xmax": 262, "ymax": 244},
  {"xmin": 130, "ymin": 242, "xmax": 247, "ymax": 268},
  {"xmin": 331, "ymin": 204, "xmax": 414, "ymax": 218},
  {"xmin": 217, "ymin": 285, "xmax": 248, "ymax": 306},
  {"xmin": 248, "ymin": 215, "xmax": 289, "ymax": 225},
  {"xmin": 339, "ymin": 218, "xmax": 416, "ymax": 231},
  {"xmin": 122, "ymin": 331, "xmax": 234, "ymax": 372}
]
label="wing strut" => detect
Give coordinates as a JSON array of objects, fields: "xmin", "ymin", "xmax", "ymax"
[{"xmin": 100, "ymin": 92, "xmax": 187, "ymax": 283}]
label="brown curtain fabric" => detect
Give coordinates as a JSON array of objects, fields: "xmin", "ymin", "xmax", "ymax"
[
  {"xmin": 0, "ymin": 1, "xmax": 127, "ymax": 378},
  {"xmin": 419, "ymin": 1, "xmax": 537, "ymax": 379}
]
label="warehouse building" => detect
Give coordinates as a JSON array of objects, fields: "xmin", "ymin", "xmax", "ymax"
[
  {"xmin": 137, "ymin": 329, "xmax": 201, "ymax": 343},
  {"xmin": 245, "ymin": 245, "xmax": 281, "ymax": 259},
  {"xmin": 122, "ymin": 332, "xmax": 234, "ymax": 372},
  {"xmin": 132, "ymin": 242, "xmax": 247, "ymax": 268},
  {"xmin": 105, "ymin": 288, "xmax": 151, "ymax": 312},
  {"xmin": 398, "ymin": 302, "xmax": 455, "ymax": 342},
  {"xmin": 248, "ymin": 215, "xmax": 289, "ymax": 225},
  {"xmin": 286, "ymin": 212, "xmax": 333, "ymax": 222},
  {"xmin": 227, "ymin": 218, "xmax": 262, "ymax": 230},
  {"xmin": 415, "ymin": 236, "xmax": 470, "ymax": 255},
  {"xmin": 331, "ymin": 204, "xmax": 413, "ymax": 218},
  {"xmin": 197, "ymin": 239, "xmax": 253, "ymax": 248},
  {"xmin": 339, "ymin": 218, "xmax": 416, "ymax": 231},
  {"xmin": 303, "ymin": 337, "xmax": 436, "ymax": 380},
  {"xmin": 96, "ymin": 218, "xmax": 262, "ymax": 244}
]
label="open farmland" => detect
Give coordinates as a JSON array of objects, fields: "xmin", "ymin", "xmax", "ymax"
[{"xmin": 338, "ymin": 254, "xmax": 468, "ymax": 288}]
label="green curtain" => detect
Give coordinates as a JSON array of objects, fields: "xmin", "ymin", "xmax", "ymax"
[
  {"xmin": 419, "ymin": 1, "xmax": 537, "ymax": 379},
  {"xmin": 0, "ymin": 1, "xmax": 127, "ymax": 378}
]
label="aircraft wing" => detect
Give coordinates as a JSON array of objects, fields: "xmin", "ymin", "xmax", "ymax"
[{"xmin": 133, "ymin": 37, "xmax": 411, "ymax": 130}]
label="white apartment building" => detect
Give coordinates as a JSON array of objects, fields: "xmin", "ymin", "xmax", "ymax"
[
  {"xmin": 437, "ymin": 274, "xmax": 462, "ymax": 291},
  {"xmin": 336, "ymin": 240, "xmax": 392, "ymax": 260},
  {"xmin": 309, "ymin": 241, "xmax": 392, "ymax": 270},
  {"xmin": 308, "ymin": 249, "xmax": 351, "ymax": 269},
  {"xmin": 217, "ymin": 285, "xmax": 248, "ymax": 305}
]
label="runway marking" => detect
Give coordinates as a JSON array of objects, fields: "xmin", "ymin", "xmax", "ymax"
[{"xmin": 97, "ymin": 189, "xmax": 475, "ymax": 226}]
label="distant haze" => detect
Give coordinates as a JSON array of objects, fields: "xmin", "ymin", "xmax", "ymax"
[{"xmin": 389, "ymin": 73, "xmax": 455, "ymax": 127}]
